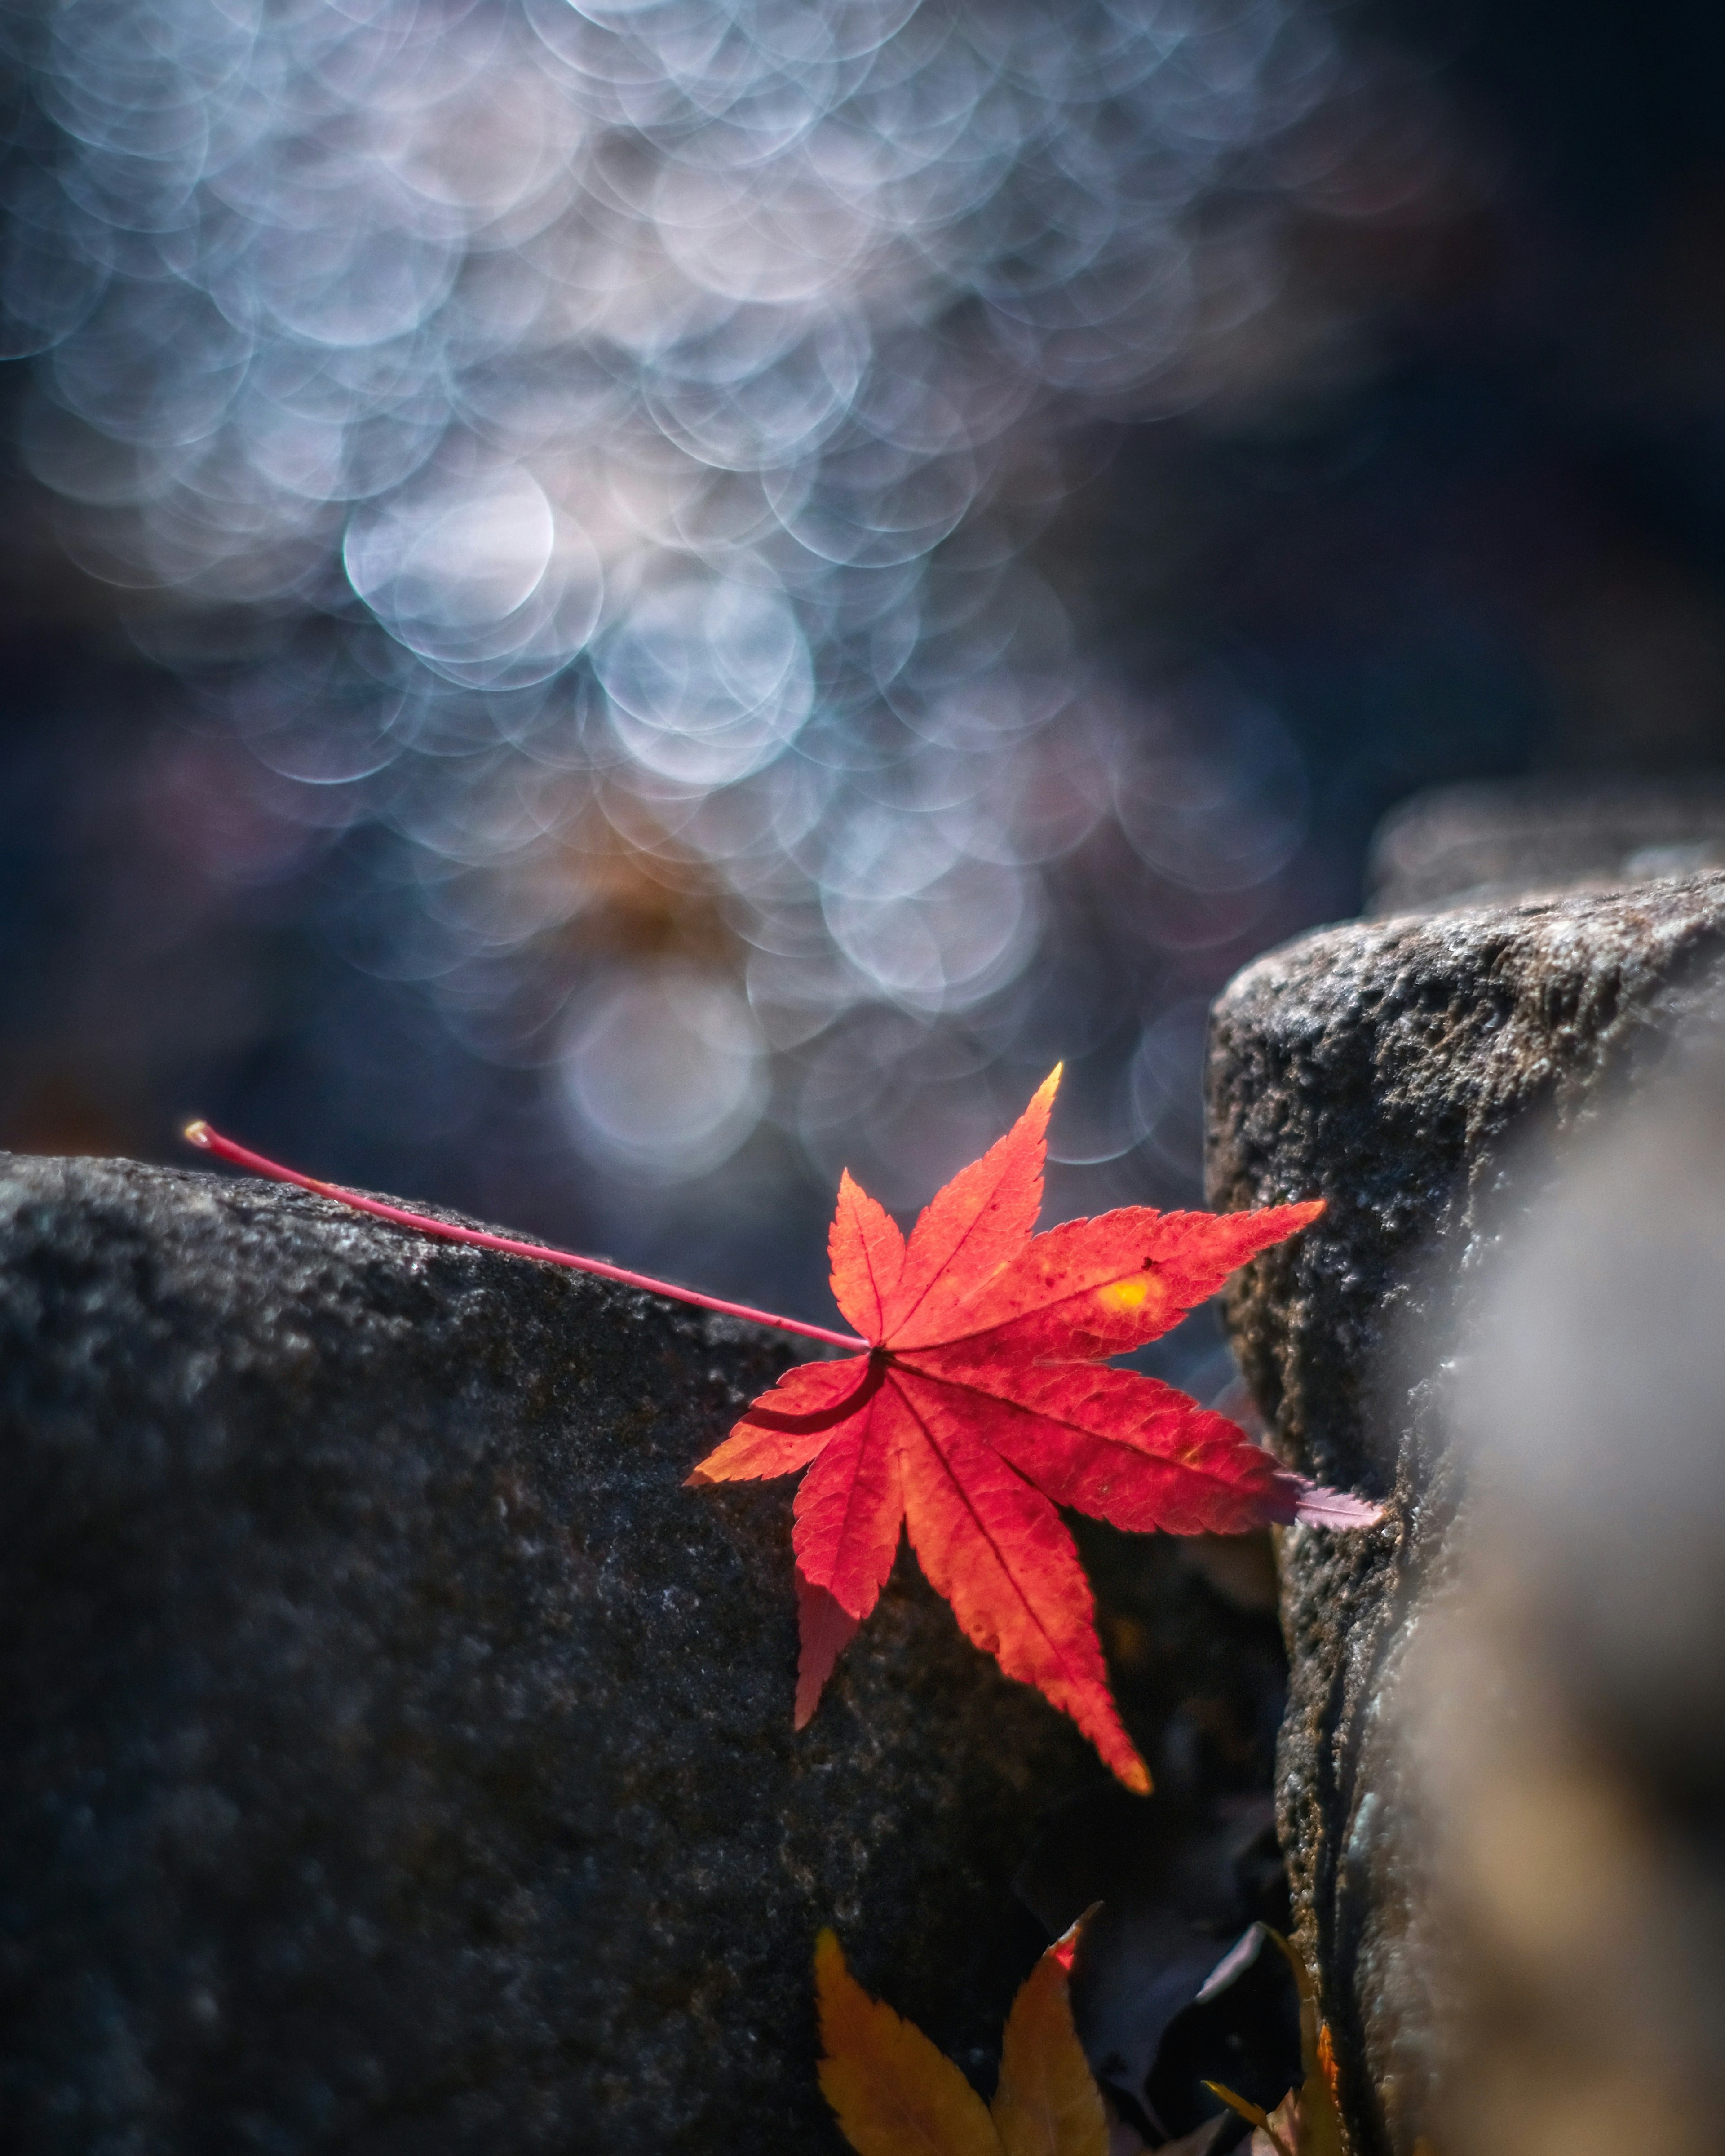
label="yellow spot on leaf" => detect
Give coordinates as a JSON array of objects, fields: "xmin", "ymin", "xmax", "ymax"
[{"xmin": 1097, "ymin": 1275, "xmax": 1155, "ymax": 1312}]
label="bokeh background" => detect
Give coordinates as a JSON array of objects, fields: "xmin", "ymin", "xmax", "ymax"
[{"xmin": 1, "ymin": 0, "xmax": 1721, "ymax": 1370}]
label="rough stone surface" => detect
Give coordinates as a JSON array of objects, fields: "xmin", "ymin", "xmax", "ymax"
[
  {"xmin": 0, "ymin": 1155, "xmax": 1098, "ymax": 2156},
  {"xmin": 1204, "ymin": 871, "xmax": 1725, "ymax": 2156}
]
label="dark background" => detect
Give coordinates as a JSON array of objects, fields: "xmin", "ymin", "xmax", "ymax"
[{"xmin": 1, "ymin": 0, "xmax": 1721, "ymax": 1350}]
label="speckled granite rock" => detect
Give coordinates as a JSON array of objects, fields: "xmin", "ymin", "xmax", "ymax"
[
  {"xmin": 1204, "ymin": 872, "xmax": 1725, "ymax": 2156},
  {"xmin": 0, "ymin": 1155, "xmax": 1096, "ymax": 2156}
]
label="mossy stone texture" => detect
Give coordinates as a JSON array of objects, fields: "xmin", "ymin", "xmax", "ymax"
[
  {"xmin": 1204, "ymin": 871, "xmax": 1725, "ymax": 2156},
  {"xmin": 0, "ymin": 1155, "xmax": 1095, "ymax": 2155}
]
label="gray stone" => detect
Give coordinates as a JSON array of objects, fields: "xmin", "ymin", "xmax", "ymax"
[
  {"xmin": 1204, "ymin": 871, "xmax": 1725, "ymax": 2156},
  {"xmin": 0, "ymin": 1155, "xmax": 1097, "ymax": 2155},
  {"xmin": 1402, "ymin": 1056, "xmax": 1725, "ymax": 2156},
  {"xmin": 1366, "ymin": 775, "xmax": 1725, "ymax": 916}
]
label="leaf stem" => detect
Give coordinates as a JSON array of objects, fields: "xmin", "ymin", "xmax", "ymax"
[
  {"xmin": 1203, "ymin": 2081, "xmax": 1295, "ymax": 2156},
  {"xmin": 182, "ymin": 1121, "xmax": 868, "ymax": 1352}
]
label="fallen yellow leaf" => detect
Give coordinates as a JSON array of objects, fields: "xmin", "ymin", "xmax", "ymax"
[
  {"xmin": 991, "ymin": 1943, "xmax": 1109, "ymax": 2156},
  {"xmin": 816, "ymin": 1917, "xmax": 1110, "ymax": 2156}
]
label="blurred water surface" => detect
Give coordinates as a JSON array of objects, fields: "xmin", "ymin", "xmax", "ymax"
[{"xmin": 0, "ymin": 0, "xmax": 1715, "ymax": 1351}]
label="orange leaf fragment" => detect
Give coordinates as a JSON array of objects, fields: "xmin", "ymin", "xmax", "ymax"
[
  {"xmin": 694, "ymin": 1066, "xmax": 1381, "ymax": 1785},
  {"xmin": 815, "ymin": 1929, "xmax": 1000, "ymax": 2156},
  {"xmin": 816, "ymin": 1921, "xmax": 1109, "ymax": 2156},
  {"xmin": 991, "ymin": 1938, "xmax": 1110, "ymax": 2156}
]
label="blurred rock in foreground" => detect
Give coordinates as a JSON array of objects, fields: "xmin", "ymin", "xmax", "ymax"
[
  {"xmin": 1205, "ymin": 871, "xmax": 1725, "ymax": 2155},
  {"xmin": 0, "ymin": 1156, "xmax": 1095, "ymax": 2156},
  {"xmin": 1404, "ymin": 1054, "xmax": 1725, "ymax": 2156}
]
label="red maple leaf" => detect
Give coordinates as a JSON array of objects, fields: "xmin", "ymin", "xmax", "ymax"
[
  {"xmin": 689, "ymin": 1068, "xmax": 1376, "ymax": 1790},
  {"xmin": 183, "ymin": 1076, "xmax": 1376, "ymax": 1793}
]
